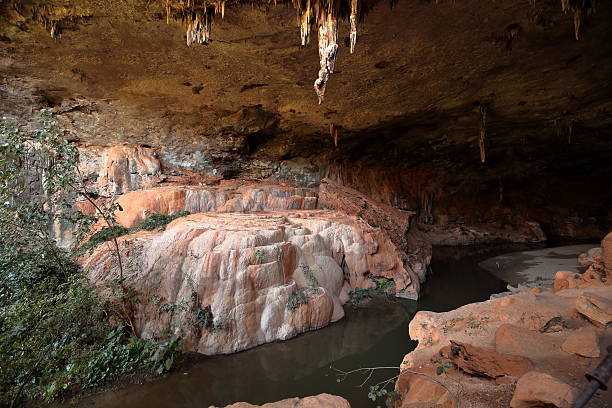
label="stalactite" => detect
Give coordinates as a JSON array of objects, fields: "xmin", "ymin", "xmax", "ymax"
[
  {"xmin": 313, "ymin": 3, "xmax": 339, "ymax": 104},
  {"xmin": 478, "ymin": 104, "xmax": 487, "ymax": 163},
  {"xmin": 185, "ymin": 10, "xmax": 212, "ymax": 46},
  {"xmin": 350, "ymin": 0, "xmax": 358, "ymax": 53},
  {"xmin": 573, "ymin": 9, "xmax": 582, "ymax": 40},
  {"xmin": 329, "ymin": 122, "xmax": 340, "ymax": 147}
]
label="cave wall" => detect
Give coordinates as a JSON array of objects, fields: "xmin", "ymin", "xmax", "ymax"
[{"xmin": 1, "ymin": 0, "xmax": 611, "ymax": 241}]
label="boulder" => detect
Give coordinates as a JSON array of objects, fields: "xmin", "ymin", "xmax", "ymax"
[
  {"xmin": 561, "ymin": 326, "xmax": 600, "ymax": 358},
  {"xmin": 211, "ymin": 394, "xmax": 351, "ymax": 408},
  {"xmin": 553, "ymin": 271, "xmax": 582, "ymax": 292},
  {"xmin": 575, "ymin": 291, "xmax": 612, "ymax": 327},
  {"xmin": 510, "ymin": 371, "xmax": 578, "ymax": 408},
  {"xmin": 439, "ymin": 341, "xmax": 533, "ymax": 378}
]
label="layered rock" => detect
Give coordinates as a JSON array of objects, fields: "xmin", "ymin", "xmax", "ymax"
[
  {"xmin": 112, "ymin": 182, "xmax": 318, "ymax": 229},
  {"xmin": 81, "ymin": 210, "xmax": 417, "ymax": 354}
]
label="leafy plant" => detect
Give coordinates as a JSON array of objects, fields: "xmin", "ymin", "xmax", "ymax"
[
  {"xmin": 301, "ymin": 264, "xmax": 319, "ymax": 287},
  {"xmin": 346, "ymin": 288, "xmax": 371, "ymax": 307},
  {"xmin": 433, "ymin": 357, "xmax": 454, "ymax": 376},
  {"xmin": 254, "ymin": 249, "xmax": 265, "ymax": 264},
  {"xmin": 0, "ymin": 113, "xmax": 182, "ymax": 405},
  {"xmin": 286, "ymin": 289, "xmax": 309, "ymax": 311},
  {"xmin": 138, "ymin": 211, "xmax": 190, "ymax": 231},
  {"xmin": 82, "ymin": 225, "xmax": 130, "ymax": 250}
]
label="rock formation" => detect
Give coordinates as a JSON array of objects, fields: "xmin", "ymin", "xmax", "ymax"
[{"xmin": 81, "ymin": 208, "xmax": 421, "ymax": 354}]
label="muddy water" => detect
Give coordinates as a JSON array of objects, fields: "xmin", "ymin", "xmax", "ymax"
[{"xmin": 75, "ymin": 245, "xmax": 530, "ymax": 408}]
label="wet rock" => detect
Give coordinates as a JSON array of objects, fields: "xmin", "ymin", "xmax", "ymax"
[
  {"xmin": 439, "ymin": 341, "xmax": 533, "ymax": 378},
  {"xmin": 561, "ymin": 326, "xmax": 600, "ymax": 358},
  {"xmin": 510, "ymin": 371, "xmax": 578, "ymax": 408},
  {"xmin": 211, "ymin": 394, "xmax": 351, "ymax": 408},
  {"xmin": 575, "ymin": 291, "xmax": 612, "ymax": 327}
]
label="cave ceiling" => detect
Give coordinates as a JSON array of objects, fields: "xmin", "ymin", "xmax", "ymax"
[{"xmin": 1, "ymin": 0, "xmax": 611, "ymax": 181}]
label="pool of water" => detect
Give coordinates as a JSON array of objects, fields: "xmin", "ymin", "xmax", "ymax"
[{"xmin": 74, "ymin": 244, "xmax": 532, "ymax": 408}]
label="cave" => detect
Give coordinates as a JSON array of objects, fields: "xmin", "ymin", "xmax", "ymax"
[{"xmin": 1, "ymin": 0, "xmax": 611, "ymax": 407}]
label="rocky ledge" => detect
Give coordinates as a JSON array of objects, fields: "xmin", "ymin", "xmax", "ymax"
[{"xmin": 396, "ymin": 233, "xmax": 612, "ymax": 408}]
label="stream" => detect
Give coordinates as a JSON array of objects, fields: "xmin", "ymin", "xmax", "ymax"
[{"xmin": 75, "ymin": 244, "xmax": 545, "ymax": 408}]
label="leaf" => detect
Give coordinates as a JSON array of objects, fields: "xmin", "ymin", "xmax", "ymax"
[{"xmin": 436, "ymin": 366, "xmax": 444, "ymax": 376}]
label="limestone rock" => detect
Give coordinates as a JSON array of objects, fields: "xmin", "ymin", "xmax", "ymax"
[
  {"xmin": 561, "ymin": 326, "xmax": 600, "ymax": 358},
  {"xmin": 575, "ymin": 291, "xmax": 612, "ymax": 327},
  {"xmin": 81, "ymin": 210, "xmax": 417, "ymax": 354},
  {"xmin": 510, "ymin": 371, "xmax": 578, "ymax": 408},
  {"xmin": 211, "ymin": 394, "xmax": 351, "ymax": 408},
  {"xmin": 439, "ymin": 341, "xmax": 533, "ymax": 378}
]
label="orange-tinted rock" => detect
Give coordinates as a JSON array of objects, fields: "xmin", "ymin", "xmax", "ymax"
[
  {"xmin": 553, "ymin": 271, "xmax": 582, "ymax": 292},
  {"xmin": 510, "ymin": 371, "xmax": 578, "ymax": 408},
  {"xmin": 396, "ymin": 368, "xmax": 455, "ymax": 408},
  {"xmin": 494, "ymin": 324, "xmax": 561, "ymax": 360},
  {"xmin": 439, "ymin": 341, "xmax": 533, "ymax": 378},
  {"xmin": 113, "ymin": 182, "xmax": 318, "ymax": 228},
  {"xmin": 578, "ymin": 247, "xmax": 602, "ymax": 267},
  {"xmin": 211, "ymin": 394, "xmax": 351, "ymax": 408},
  {"xmin": 561, "ymin": 326, "xmax": 600, "ymax": 358}
]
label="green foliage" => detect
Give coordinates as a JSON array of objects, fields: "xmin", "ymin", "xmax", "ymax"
[
  {"xmin": 373, "ymin": 278, "xmax": 395, "ymax": 293},
  {"xmin": 346, "ymin": 288, "xmax": 372, "ymax": 308},
  {"xmin": 0, "ymin": 113, "xmax": 182, "ymax": 406},
  {"xmin": 286, "ymin": 289, "xmax": 309, "ymax": 311},
  {"xmin": 83, "ymin": 225, "xmax": 130, "ymax": 250},
  {"xmin": 254, "ymin": 249, "xmax": 265, "ymax": 263},
  {"xmin": 139, "ymin": 211, "xmax": 190, "ymax": 231},
  {"xmin": 433, "ymin": 357, "xmax": 453, "ymax": 376},
  {"xmin": 301, "ymin": 264, "xmax": 319, "ymax": 287},
  {"xmin": 368, "ymin": 385, "xmax": 401, "ymax": 407}
]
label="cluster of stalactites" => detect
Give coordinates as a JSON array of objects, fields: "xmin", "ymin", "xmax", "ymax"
[
  {"xmin": 185, "ymin": 10, "xmax": 212, "ymax": 45},
  {"xmin": 294, "ymin": 0, "xmax": 359, "ymax": 103},
  {"xmin": 164, "ymin": 1, "xmax": 225, "ymax": 46}
]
